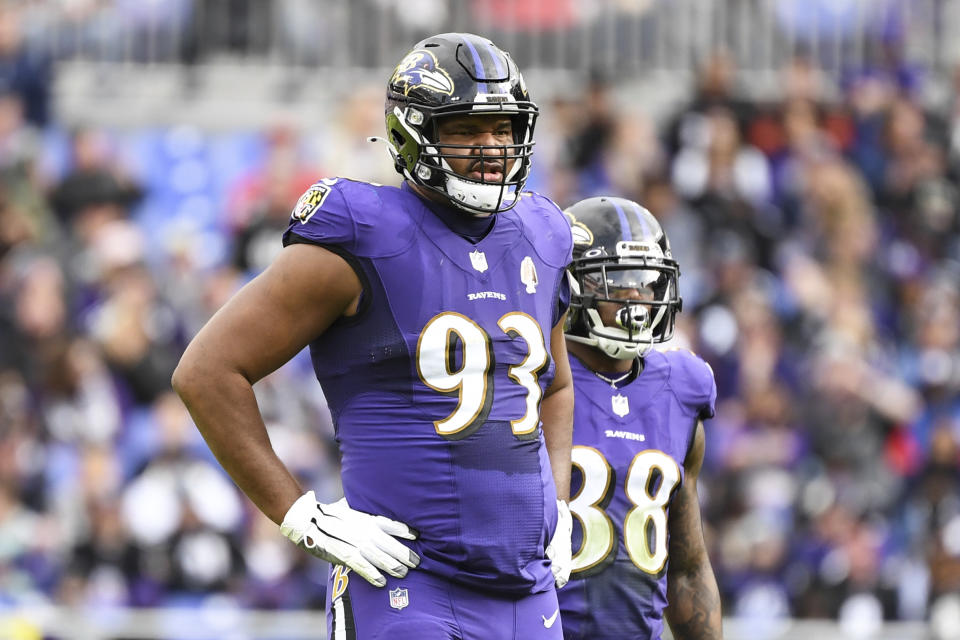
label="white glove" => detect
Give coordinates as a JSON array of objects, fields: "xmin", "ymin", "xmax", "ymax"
[
  {"xmin": 280, "ymin": 491, "xmax": 419, "ymax": 587},
  {"xmin": 546, "ymin": 499, "xmax": 573, "ymax": 589}
]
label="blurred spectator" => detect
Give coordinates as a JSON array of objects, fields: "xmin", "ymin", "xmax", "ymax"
[
  {"xmin": 0, "ymin": 5, "xmax": 51, "ymax": 127},
  {"xmin": 84, "ymin": 229, "xmax": 182, "ymax": 405},
  {"xmin": 671, "ymin": 106, "xmax": 772, "ymax": 206},
  {"xmin": 223, "ymin": 124, "xmax": 319, "ymax": 275},
  {"xmin": 0, "ymin": 478, "xmax": 50, "ymax": 604},
  {"xmin": 550, "ymin": 73, "xmax": 663, "ymax": 203},
  {"xmin": 0, "ymin": 91, "xmax": 51, "ymax": 243},
  {"xmin": 559, "ymin": 73, "xmax": 618, "ymax": 198},
  {"xmin": 49, "ymin": 127, "xmax": 142, "ymax": 230},
  {"xmin": 664, "ymin": 51, "xmax": 755, "ymax": 158},
  {"xmin": 0, "ymin": 185, "xmax": 38, "ymax": 260},
  {"xmin": 642, "ymin": 175, "xmax": 708, "ymax": 306}
]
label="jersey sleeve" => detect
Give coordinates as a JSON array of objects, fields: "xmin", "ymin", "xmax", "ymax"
[
  {"xmin": 284, "ymin": 178, "xmax": 392, "ymax": 256},
  {"xmin": 282, "ymin": 178, "xmax": 358, "ymax": 252},
  {"xmin": 520, "ymin": 192, "xmax": 573, "ymax": 329},
  {"xmin": 668, "ymin": 349, "xmax": 717, "ymax": 421},
  {"xmin": 523, "ymin": 191, "xmax": 574, "ymax": 269}
]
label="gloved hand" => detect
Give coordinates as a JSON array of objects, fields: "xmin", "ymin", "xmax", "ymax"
[
  {"xmin": 546, "ymin": 499, "xmax": 573, "ymax": 588},
  {"xmin": 280, "ymin": 491, "xmax": 419, "ymax": 587}
]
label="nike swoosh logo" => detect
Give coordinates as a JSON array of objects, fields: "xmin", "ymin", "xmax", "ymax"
[{"xmin": 542, "ymin": 608, "xmax": 559, "ymax": 628}]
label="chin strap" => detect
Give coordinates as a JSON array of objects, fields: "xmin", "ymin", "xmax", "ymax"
[
  {"xmin": 566, "ymin": 332, "xmax": 641, "ymax": 360},
  {"xmin": 443, "ymin": 172, "xmax": 513, "ymax": 212}
]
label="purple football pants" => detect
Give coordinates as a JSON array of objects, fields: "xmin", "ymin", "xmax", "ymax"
[{"xmin": 325, "ymin": 565, "xmax": 564, "ymax": 640}]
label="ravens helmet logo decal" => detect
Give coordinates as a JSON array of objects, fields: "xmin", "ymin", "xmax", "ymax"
[
  {"xmin": 564, "ymin": 212, "xmax": 594, "ymax": 247},
  {"xmin": 390, "ymin": 50, "xmax": 454, "ymax": 97}
]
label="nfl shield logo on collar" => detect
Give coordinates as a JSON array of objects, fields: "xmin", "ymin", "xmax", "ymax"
[
  {"xmin": 611, "ymin": 394, "xmax": 630, "ymax": 417},
  {"xmin": 389, "ymin": 587, "xmax": 409, "ymax": 610},
  {"xmin": 469, "ymin": 250, "xmax": 488, "ymax": 273}
]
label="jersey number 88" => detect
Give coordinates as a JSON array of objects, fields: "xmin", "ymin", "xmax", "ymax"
[{"xmin": 570, "ymin": 446, "xmax": 681, "ymax": 576}]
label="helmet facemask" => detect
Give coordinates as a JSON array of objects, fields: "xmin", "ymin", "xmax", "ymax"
[
  {"xmin": 386, "ymin": 103, "xmax": 537, "ymax": 215},
  {"xmin": 568, "ymin": 245, "xmax": 682, "ymax": 360}
]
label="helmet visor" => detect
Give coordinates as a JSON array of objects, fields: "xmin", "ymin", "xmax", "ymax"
[
  {"xmin": 581, "ymin": 265, "xmax": 672, "ymax": 302},
  {"xmin": 574, "ymin": 262, "xmax": 680, "ymax": 345}
]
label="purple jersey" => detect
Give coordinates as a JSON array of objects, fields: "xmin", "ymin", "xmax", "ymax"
[
  {"xmin": 282, "ymin": 178, "xmax": 573, "ymax": 596},
  {"xmin": 557, "ymin": 349, "xmax": 716, "ymax": 640}
]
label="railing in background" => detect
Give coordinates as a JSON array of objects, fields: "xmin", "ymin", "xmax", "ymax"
[
  {"xmin": 0, "ymin": 606, "xmax": 934, "ymax": 640},
  {"xmin": 17, "ymin": 0, "xmax": 960, "ymax": 80}
]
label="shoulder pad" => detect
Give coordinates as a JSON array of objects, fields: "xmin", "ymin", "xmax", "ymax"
[
  {"xmin": 662, "ymin": 348, "xmax": 717, "ymax": 420},
  {"xmin": 513, "ymin": 191, "xmax": 573, "ymax": 269},
  {"xmin": 282, "ymin": 179, "xmax": 416, "ymax": 257}
]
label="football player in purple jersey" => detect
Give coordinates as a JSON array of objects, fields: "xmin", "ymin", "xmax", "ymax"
[
  {"xmin": 558, "ymin": 197, "xmax": 723, "ymax": 640},
  {"xmin": 172, "ymin": 33, "xmax": 574, "ymax": 639}
]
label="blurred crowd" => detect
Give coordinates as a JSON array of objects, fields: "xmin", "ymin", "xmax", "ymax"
[
  {"xmin": 540, "ymin": 52, "xmax": 960, "ymax": 628},
  {"xmin": 2, "ymin": 0, "xmax": 960, "ymax": 633}
]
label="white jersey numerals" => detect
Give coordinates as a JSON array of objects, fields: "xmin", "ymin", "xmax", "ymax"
[
  {"xmin": 568, "ymin": 447, "xmax": 615, "ymax": 573},
  {"xmin": 498, "ymin": 313, "xmax": 549, "ymax": 436},
  {"xmin": 570, "ymin": 446, "xmax": 681, "ymax": 576},
  {"xmin": 623, "ymin": 450, "xmax": 682, "ymax": 573},
  {"xmin": 416, "ymin": 311, "xmax": 547, "ymax": 439},
  {"xmin": 417, "ymin": 313, "xmax": 493, "ymax": 437}
]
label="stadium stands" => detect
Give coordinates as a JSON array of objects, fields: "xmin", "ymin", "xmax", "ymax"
[{"xmin": 1, "ymin": 1, "xmax": 958, "ymax": 638}]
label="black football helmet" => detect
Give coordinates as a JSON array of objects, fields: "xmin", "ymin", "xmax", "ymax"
[
  {"xmin": 565, "ymin": 196, "xmax": 682, "ymax": 359},
  {"xmin": 382, "ymin": 32, "xmax": 538, "ymax": 215}
]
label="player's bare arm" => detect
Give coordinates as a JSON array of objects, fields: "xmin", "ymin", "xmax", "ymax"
[
  {"xmin": 665, "ymin": 421, "xmax": 724, "ymax": 640},
  {"xmin": 171, "ymin": 243, "xmax": 362, "ymax": 523},
  {"xmin": 174, "ymin": 243, "xmax": 420, "ymax": 588},
  {"xmin": 541, "ymin": 313, "xmax": 574, "ymax": 502},
  {"xmin": 541, "ymin": 312, "xmax": 575, "ymax": 588}
]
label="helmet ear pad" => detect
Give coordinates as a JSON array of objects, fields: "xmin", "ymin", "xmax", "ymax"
[
  {"xmin": 565, "ymin": 280, "xmax": 591, "ymax": 338},
  {"xmin": 385, "ymin": 111, "xmax": 420, "ymax": 177}
]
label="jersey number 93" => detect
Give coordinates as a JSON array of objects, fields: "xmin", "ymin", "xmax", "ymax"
[{"xmin": 416, "ymin": 311, "xmax": 548, "ymax": 440}]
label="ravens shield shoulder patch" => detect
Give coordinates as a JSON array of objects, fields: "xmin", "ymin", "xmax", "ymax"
[{"xmin": 292, "ymin": 183, "xmax": 333, "ymax": 224}]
